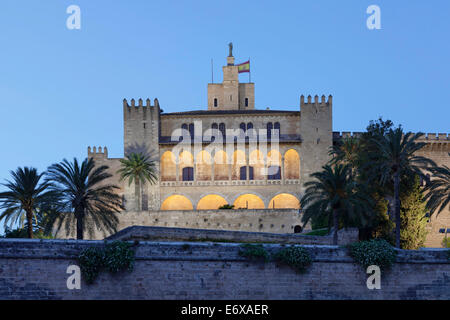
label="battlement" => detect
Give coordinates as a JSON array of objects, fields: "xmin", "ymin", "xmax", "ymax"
[
  {"xmin": 87, "ymin": 146, "xmax": 108, "ymax": 159},
  {"xmin": 123, "ymin": 98, "xmax": 160, "ymax": 109},
  {"xmin": 300, "ymin": 94, "xmax": 332, "ymax": 107},
  {"xmin": 333, "ymin": 132, "xmax": 449, "ymax": 141}
]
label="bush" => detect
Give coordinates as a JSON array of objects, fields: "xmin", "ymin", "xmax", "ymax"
[
  {"xmin": 77, "ymin": 241, "xmax": 135, "ymax": 284},
  {"xmin": 218, "ymin": 204, "xmax": 234, "ymax": 209},
  {"xmin": 274, "ymin": 246, "xmax": 312, "ymax": 273},
  {"xmin": 239, "ymin": 244, "xmax": 270, "ymax": 261},
  {"xmin": 349, "ymin": 239, "xmax": 396, "ymax": 271},
  {"xmin": 442, "ymin": 237, "xmax": 450, "ymax": 249}
]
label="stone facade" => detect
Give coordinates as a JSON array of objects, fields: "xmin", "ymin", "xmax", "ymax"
[
  {"xmin": 0, "ymin": 239, "xmax": 449, "ymax": 300},
  {"xmin": 86, "ymin": 50, "xmax": 450, "ymax": 247}
]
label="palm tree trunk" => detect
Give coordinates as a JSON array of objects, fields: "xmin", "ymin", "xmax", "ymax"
[
  {"xmin": 135, "ymin": 178, "xmax": 141, "ymax": 211},
  {"xmin": 394, "ymin": 171, "xmax": 401, "ymax": 248},
  {"xmin": 333, "ymin": 208, "xmax": 339, "ymax": 245},
  {"xmin": 25, "ymin": 208, "xmax": 34, "ymax": 239},
  {"xmin": 76, "ymin": 207, "xmax": 84, "ymax": 240}
]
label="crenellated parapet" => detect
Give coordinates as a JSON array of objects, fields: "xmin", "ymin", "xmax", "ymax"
[
  {"xmin": 88, "ymin": 146, "xmax": 109, "ymax": 159},
  {"xmin": 300, "ymin": 94, "xmax": 332, "ymax": 108}
]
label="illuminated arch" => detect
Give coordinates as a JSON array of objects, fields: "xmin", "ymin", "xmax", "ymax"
[
  {"xmin": 233, "ymin": 194, "xmax": 265, "ymax": 209},
  {"xmin": 232, "ymin": 150, "xmax": 246, "ymax": 180},
  {"xmin": 196, "ymin": 194, "xmax": 228, "ymax": 210},
  {"xmin": 249, "ymin": 149, "xmax": 265, "ymax": 180},
  {"xmin": 195, "ymin": 150, "xmax": 212, "ymax": 181},
  {"xmin": 267, "ymin": 149, "xmax": 282, "ymax": 179},
  {"xmin": 284, "ymin": 149, "xmax": 300, "ymax": 179},
  {"xmin": 160, "ymin": 151, "xmax": 176, "ymax": 181},
  {"xmin": 268, "ymin": 193, "xmax": 300, "ymax": 209},
  {"xmin": 214, "ymin": 150, "xmax": 228, "ymax": 180},
  {"xmin": 161, "ymin": 195, "xmax": 193, "ymax": 210},
  {"xmin": 178, "ymin": 151, "xmax": 194, "ymax": 180}
]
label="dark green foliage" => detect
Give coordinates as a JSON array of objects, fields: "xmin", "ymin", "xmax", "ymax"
[
  {"xmin": 424, "ymin": 165, "xmax": 450, "ymax": 216},
  {"xmin": 349, "ymin": 239, "xmax": 397, "ymax": 271},
  {"xmin": 274, "ymin": 246, "xmax": 312, "ymax": 273},
  {"xmin": 303, "ymin": 228, "xmax": 329, "ymax": 236},
  {"xmin": 0, "ymin": 167, "xmax": 59, "ymax": 238},
  {"xmin": 300, "ymin": 164, "xmax": 374, "ymax": 245},
  {"xmin": 46, "ymin": 157, "xmax": 123, "ymax": 239},
  {"xmin": 218, "ymin": 204, "xmax": 234, "ymax": 209},
  {"xmin": 400, "ymin": 175, "xmax": 428, "ymax": 249},
  {"xmin": 1, "ymin": 226, "xmax": 53, "ymax": 239},
  {"xmin": 77, "ymin": 241, "xmax": 135, "ymax": 284},
  {"xmin": 239, "ymin": 244, "xmax": 270, "ymax": 261},
  {"xmin": 78, "ymin": 247, "xmax": 105, "ymax": 284},
  {"xmin": 443, "ymin": 238, "xmax": 450, "ymax": 249}
]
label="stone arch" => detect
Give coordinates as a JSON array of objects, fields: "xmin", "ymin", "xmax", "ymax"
[
  {"xmin": 161, "ymin": 195, "xmax": 193, "ymax": 210},
  {"xmin": 249, "ymin": 149, "xmax": 265, "ymax": 180},
  {"xmin": 196, "ymin": 194, "xmax": 228, "ymax": 210},
  {"xmin": 214, "ymin": 150, "xmax": 229, "ymax": 180},
  {"xmin": 284, "ymin": 149, "xmax": 300, "ymax": 179},
  {"xmin": 233, "ymin": 193, "xmax": 265, "ymax": 209},
  {"xmin": 267, "ymin": 149, "xmax": 282, "ymax": 179},
  {"xmin": 232, "ymin": 150, "xmax": 246, "ymax": 180},
  {"xmin": 268, "ymin": 193, "xmax": 300, "ymax": 209},
  {"xmin": 160, "ymin": 151, "xmax": 176, "ymax": 181},
  {"xmin": 195, "ymin": 150, "xmax": 212, "ymax": 181},
  {"xmin": 179, "ymin": 150, "xmax": 194, "ymax": 181}
]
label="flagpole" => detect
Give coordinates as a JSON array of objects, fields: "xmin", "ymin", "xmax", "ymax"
[
  {"xmin": 249, "ymin": 58, "xmax": 251, "ymax": 83},
  {"xmin": 211, "ymin": 58, "xmax": 214, "ymax": 83}
]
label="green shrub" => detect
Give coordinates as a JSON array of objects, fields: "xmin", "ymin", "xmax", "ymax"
[
  {"xmin": 239, "ymin": 244, "xmax": 270, "ymax": 261},
  {"xmin": 349, "ymin": 239, "xmax": 397, "ymax": 271},
  {"xmin": 274, "ymin": 246, "xmax": 312, "ymax": 273},
  {"xmin": 442, "ymin": 237, "xmax": 450, "ymax": 249},
  {"xmin": 77, "ymin": 241, "xmax": 135, "ymax": 284},
  {"xmin": 218, "ymin": 204, "xmax": 234, "ymax": 209},
  {"xmin": 77, "ymin": 247, "xmax": 104, "ymax": 284}
]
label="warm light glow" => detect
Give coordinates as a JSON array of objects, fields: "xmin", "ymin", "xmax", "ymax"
[
  {"xmin": 284, "ymin": 149, "xmax": 300, "ymax": 179},
  {"xmin": 268, "ymin": 193, "xmax": 300, "ymax": 209},
  {"xmin": 196, "ymin": 194, "xmax": 228, "ymax": 210},
  {"xmin": 214, "ymin": 150, "xmax": 228, "ymax": 180},
  {"xmin": 249, "ymin": 149, "xmax": 265, "ymax": 180},
  {"xmin": 161, "ymin": 151, "xmax": 176, "ymax": 181},
  {"xmin": 196, "ymin": 150, "xmax": 212, "ymax": 181},
  {"xmin": 232, "ymin": 150, "xmax": 246, "ymax": 180},
  {"xmin": 161, "ymin": 195, "xmax": 193, "ymax": 210},
  {"xmin": 233, "ymin": 194, "xmax": 265, "ymax": 209}
]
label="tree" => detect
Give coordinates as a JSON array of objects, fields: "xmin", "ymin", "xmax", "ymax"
[
  {"xmin": 117, "ymin": 152, "xmax": 157, "ymax": 211},
  {"xmin": 400, "ymin": 175, "xmax": 428, "ymax": 249},
  {"xmin": 300, "ymin": 164, "xmax": 373, "ymax": 245},
  {"xmin": 46, "ymin": 158, "xmax": 123, "ymax": 239},
  {"xmin": 0, "ymin": 167, "xmax": 57, "ymax": 238},
  {"xmin": 424, "ymin": 165, "xmax": 450, "ymax": 216},
  {"xmin": 370, "ymin": 127, "xmax": 435, "ymax": 248}
]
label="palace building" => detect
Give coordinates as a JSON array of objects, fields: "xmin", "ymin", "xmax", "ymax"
[{"xmin": 86, "ymin": 48, "xmax": 450, "ymax": 247}]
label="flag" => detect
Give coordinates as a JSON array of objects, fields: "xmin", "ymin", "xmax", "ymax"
[{"xmin": 237, "ymin": 60, "xmax": 250, "ymax": 73}]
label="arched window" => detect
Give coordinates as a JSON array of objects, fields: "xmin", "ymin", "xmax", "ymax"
[
  {"xmin": 247, "ymin": 122, "xmax": 253, "ymax": 131},
  {"xmin": 239, "ymin": 166, "xmax": 254, "ymax": 180},
  {"xmin": 214, "ymin": 98, "xmax": 218, "ymax": 107},
  {"xmin": 267, "ymin": 122, "xmax": 273, "ymax": 140},
  {"xmin": 181, "ymin": 123, "xmax": 188, "ymax": 142},
  {"xmin": 268, "ymin": 166, "xmax": 281, "ymax": 180},
  {"xmin": 274, "ymin": 122, "xmax": 280, "ymax": 136},
  {"xmin": 240, "ymin": 122, "xmax": 246, "ymax": 132},
  {"xmin": 188, "ymin": 123, "xmax": 194, "ymax": 138},
  {"xmin": 219, "ymin": 123, "xmax": 226, "ymax": 138},
  {"xmin": 245, "ymin": 98, "xmax": 249, "ymax": 107}
]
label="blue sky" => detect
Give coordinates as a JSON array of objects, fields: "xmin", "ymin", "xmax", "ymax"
[{"xmin": 0, "ymin": 1, "xmax": 449, "ymax": 231}]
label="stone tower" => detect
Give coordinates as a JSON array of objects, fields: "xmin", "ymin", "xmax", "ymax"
[
  {"xmin": 299, "ymin": 95, "xmax": 333, "ymax": 191},
  {"xmin": 122, "ymin": 98, "xmax": 161, "ymax": 211},
  {"xmin": 207, "ymin": 46, "xmax": 255, "ymax": 110}
]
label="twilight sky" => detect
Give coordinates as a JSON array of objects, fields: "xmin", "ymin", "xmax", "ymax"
[{"xmin": 0, "ymin": 0, "xmax": 449, "ymax": 232}]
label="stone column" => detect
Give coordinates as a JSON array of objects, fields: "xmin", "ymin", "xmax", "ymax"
[{"xmin": 281, "ymin": 156, "xmax": 285, "ymax": 184}]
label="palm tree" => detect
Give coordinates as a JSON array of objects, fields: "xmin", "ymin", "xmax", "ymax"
[
  {"xmin": 371, "ymin": 128, "xmax": 436, "ymax": 248},
  {"xmin": 329, "ymin": 136, "xmax": 362, "ymax": 177},
  {"xmin": 424, "ymin": 165, "xmax": 450, "ymax": 216},
  {"xmin": 46, "ymin": 158, "xmax": 123, "ymax": 239},
  {"xmin": 0, "ymin": 167, "xmax": 57, "ymax": 238},
  {"xmin": 117, "ymin": 152, "xmax": 157, "ymax": 211},
  {"xmin": 300, "ymin": 164, "xmax": 373, "ymax": 245}
]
